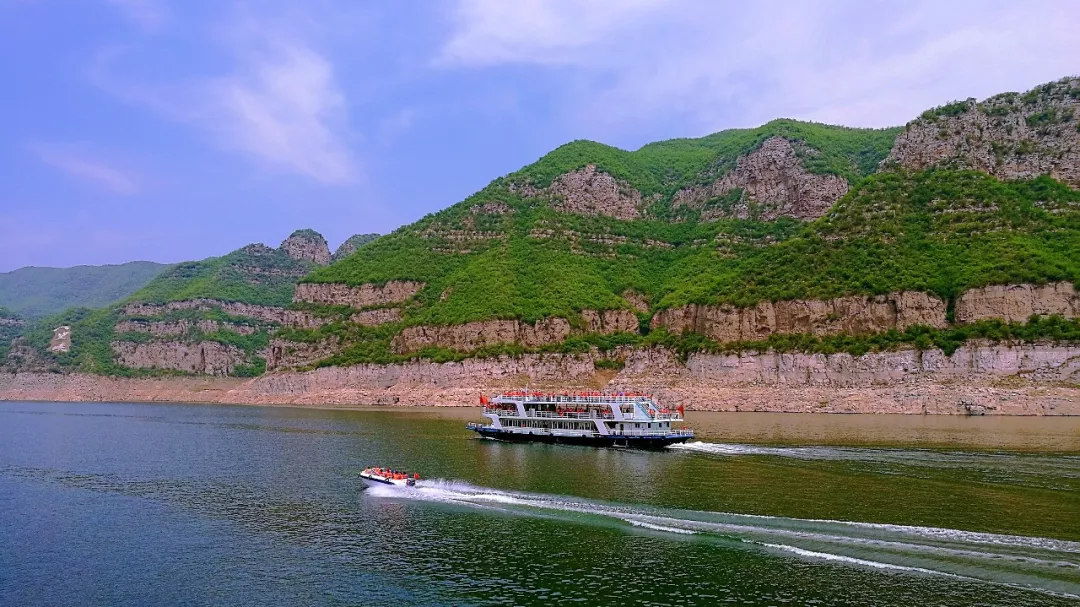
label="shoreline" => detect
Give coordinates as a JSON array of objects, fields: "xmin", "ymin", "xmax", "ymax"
[{"xmin": 2, "ymin": 366, "xmax": 1078, "ymax": 416}]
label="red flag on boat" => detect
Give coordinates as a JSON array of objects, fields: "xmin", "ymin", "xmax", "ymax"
[
  {"xmin": 677, "ymin": 404, "xmax": 685, "ymax": 415},
  {"xmin": 480, "ymin": 394, "xmax": 489, "ymax": 405}
]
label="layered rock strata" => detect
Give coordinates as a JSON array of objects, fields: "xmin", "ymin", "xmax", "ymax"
[
  {"xmin": 673, "ymin": 136, "xmax": 850, "ymax": 220},
  {"xmin": 112, "ymin": 341, "xmax": 245, "ymax": 376},
  {"xmin": 956, "ymin": 282, "xmax": 1078, "ymax": 323},
  {"xmin": 4, "ymin": 342, "xmax": 1078, "ymax": 414},
  {"xmin": 122, "ymin": 299, "xmax": 328, "ymax": 329},
  {"xmin": 293, "ymin": 281, "xmax": 425, "ymax": 307},
  {"xmin": 115, "ymin": 319, "xmax": 256, "ymax": 336},
  {"xmin": 651, "ymin": 291, "xmax": 946, "ymax": 342}
]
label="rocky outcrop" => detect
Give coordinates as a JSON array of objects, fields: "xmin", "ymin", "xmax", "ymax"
[
  {"xmin": 332, "ymin": 233, "xmax": 379, "ymax": 261},
  {"xmin": 49, "ymin": 326, "xmax": 71, "ymax": 353},
  {"xmin": 112, "ymin": 341, "xmax": 245, "ymax": 376},
  {"xmin": 391, "ymin": 309, "xmax": 640, "ymax": 354},
  {"xmin": 280, "ymin": 229, "xmax": 331, "ymax": 265},
  {"xmin": 956, "ymin": 282, "xmax": 1078, "ymax": 323},
  {"xmin": 652, "ymin": 291, "xmax": 946, "ymax": 342},
  {"xmin": 2, "ymin": 337, "xmax": 57, "ymax": 373},
  {"xmin": 623, "ymin": 290, "xmax": 650, "ymax": 314},
  {"xmin": 114, "ymin": 319, "xmax": 256, "ymax": 336},
  {"xmin": 581, "ymin": 309, "xmax": 639, "ymax": 334},
  {"xmin": 0, "ymin": 317, "xmax": 24, "ymax": 327},
  {"xmin": 293, "ymin": 281, "xmax": 425, "ymax": 307},
  {"xmin": 886, "ymin": 78, "xmax": 1080, "ymax": 187},
  {"xmin": 265, "ymin": 338, "xmax": 341, "ymax": 371},
  {"xmin": 674, "ymin": 137, "xmax": 850, "ymax": 220},
  {"xmin": 519, "ymin": 165, "xmax": 644, "ymax": 220},
  {"xmin": 4, "ymin": 342, "xmax": 1078, "ymax": 414},
  {"xmin": 392, "ymin": 317, "xmax": 573, "ymax": 354},
  {"xmin": 350, "ymin": 307, "xmax": 403, "ymax": 326},
  {"xmin": 121, "ymin": 299, "xmax": 327, "ymax": 329}
]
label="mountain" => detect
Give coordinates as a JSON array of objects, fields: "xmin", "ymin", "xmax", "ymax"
[
  {"xmin": 11, "ymin": 77, "xmax": 1080, "ymax": 378},
  {"xmin": 0, "ymin": 261, "xmax": 170, "ymax": 319},
  {"xmin": 333, "ymin": 233, "xmax": 380, "ymax": 261}
]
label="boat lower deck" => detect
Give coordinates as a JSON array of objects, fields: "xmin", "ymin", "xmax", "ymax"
[{"xmin": 467, "ymin": 424, "xmax": 693, "ymax": 449}]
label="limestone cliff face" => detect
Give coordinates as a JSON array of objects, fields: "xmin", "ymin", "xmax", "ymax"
[
  {"xmin": 652, "ymin": 291, "xmax": 946, "ymax": 342},
  {"xmin": 8, "ymin": 341, "xmax": 1075, "ymax": 414},
  {"xmin": 280, "ymin": 230, "xmax": 331, "ymax": 265},
  {"xmin": 391, "ymin": 310, "xmax": 640, "ymax": 354},
  {"xmin": 350, "ymin": 307, "xmax": 403, "ymax": 326},
  {"xmin": 956, "ymin": 282, "xmax": 1078, "ymax": 323},
  {"xmin": 122, "ymin": 299, "xmax": 328, "ymax": 329},
  {"xmin": 674, "ymin": 137, "xmax": 850, "ymax": 220},
  {"xmin": 115, "ymin": 319, "xmax": 256, "ymax": 336},
  {"xmin": 265, "ymin": 338, "xmax": 341, "ymax": 371},
  {"xmin": 293, "ymin": 281, "xmax": 425, "ymax": 307},
  {"xmin": 112, "ymin": 341, "xmax": 245, "ymax": 376},
  {"xmin": 392, "ymin": 317, "xmax": 572, "ymax": 354},
  {"xmin": 518, "ymin": 164, "xmax": 644, "ymax": 220},
  {"xmin": 49, "ymin": 326, "xmax": 71, "ymax": 353},
  {"xmin": 885, "ymin": 78, "xmax": 1080, "ymax": 187}
]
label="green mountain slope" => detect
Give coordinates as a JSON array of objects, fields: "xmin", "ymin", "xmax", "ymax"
[{"xmin": 0, "ymin": 261, "xmax": 170, "ymax": 319}]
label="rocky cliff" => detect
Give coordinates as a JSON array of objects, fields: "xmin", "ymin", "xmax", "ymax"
[
  {"xmin": 652, "ymin": 291, "xmax": 946, "ymax": 342},
  {"xmin": 293, "ymin": 281, "xmax": 425, "ymax": 307},
  {"xmin": 280, "ymin": 229, "xmax": 331, "ymax": 265},
  {"xmin": 674, "ymin": 136, "xmax": 851, "ymax": 220},
  {"xmin": 112, "ymin": 341, "xmax": 245, "ymax": 376},
  {"xmin": 517, "ymin": 164, "xmax": 646, "ymax": 220},
  {"xmin": 4, "ymin": 341, "xmax": 1077, "ymax": 414},
  {"xmin": 886, "ymin": 77, "xmax": 1080, "ymax": 187},
  {"xmin": 956, "ymin": 282, "xmax": 1078, "ymax": 323}
]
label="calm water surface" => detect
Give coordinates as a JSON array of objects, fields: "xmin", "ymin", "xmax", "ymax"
[{"xmin": 1, "ymin": 402, "xmax": 1079, "ymax": 606}]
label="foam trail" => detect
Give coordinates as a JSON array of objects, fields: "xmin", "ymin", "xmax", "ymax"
[{"xmin": 364, "ymin": 478, "xmax": 1080, "ymax": 598}]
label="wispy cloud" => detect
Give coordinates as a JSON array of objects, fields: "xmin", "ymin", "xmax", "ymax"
[
  {"xmin": 439, "ymin": 0, "xmax": 1080, "ymax": 133},
  {"xmin": 105, "ymin": 0, "xmax": 167, "ymax": 32},
  {"xmin": 89, "ymin": 9, "xmax": 359, "ymax": 184},
  {"xmin": 29, "ymin": 142, "xmax": 140, "ymax": 194}
]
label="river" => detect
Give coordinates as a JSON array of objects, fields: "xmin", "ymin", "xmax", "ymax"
[{"xmin": 1, "ymin": 402, "xmax": 1078, "ymax": 605}]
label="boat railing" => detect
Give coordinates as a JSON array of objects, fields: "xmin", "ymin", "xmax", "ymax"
[{"xmin": 526, "ymin": 410, "xmax": 614, "ymax": 420}]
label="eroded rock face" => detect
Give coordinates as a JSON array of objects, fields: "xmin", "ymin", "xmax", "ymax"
[
  {"xmin": 49, "ymin": 326, "xmax": 71, "ymax": 353},
  {"xmin": 886, "ymin": 79, "xmax": 1080, "ymax": 187},
  {"xmin": 581, "ymin": 309, "xmax": 639, "ymax": 334},
  {"xmin": 115, "ymin": 319, "xmax": 256, "ymax": 336},
  {"xmin": 956, "ymin": 282, "xmax": 1078, "ymax": 323},
  {"xmin": 520, "ymin": 164, "xmax": 644, "ymax": 220},
  {"xmin": 350, "ymin": 307, "xmax": 403, "ymax": 326},
  {"xmin": 674, "ymin": 137, "xmax": 850, "ymax": 221},
  {"xmin": 652, "ymin": 291, "xmax": 947, "ymax": 342},
  {"xmin": 0, "ymin": 318, "xmax": 24, "ymax": 327},
  {"xmin": 622, "ymin": 290, "xmax": 650, "ymax": 314},
  {"xmin": 122, "ymin": 299, "xmax": 327, "ymax": 329},
  {"xmin": 392, "ymin": 318, "xmax": 573, "ymax": 354},
  {"xmin": 293, "ymin": 281, "xmax": 425, "ymax": 308},
  {"xmin": 280, "ymin": 230, "xmax": 331, "ymax": 265},
  {"xmin": 112, "ymin": 341, "xmax": 244, "ymax": 376},
  {"xmin": 265, "ymin": 338, "xmax": 342, "ymax": 370}
]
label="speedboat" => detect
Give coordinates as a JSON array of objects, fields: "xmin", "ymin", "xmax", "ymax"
[{"xmin": 359, "ymin": 467, "xmax": 419, "ymax": 489}]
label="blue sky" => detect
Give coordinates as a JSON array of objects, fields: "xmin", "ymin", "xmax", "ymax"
[{"xmin": 1, "ymin": 0, "xmax": 1078, "ymax": 272}]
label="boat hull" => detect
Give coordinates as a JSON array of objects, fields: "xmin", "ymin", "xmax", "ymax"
[
  {"xmin": 358, "ymin": 472, "xmax": 414, "ymax": 489},
  {"xmin": 468, "ymin": 425, "xmax": 693, "ymax": 449}
]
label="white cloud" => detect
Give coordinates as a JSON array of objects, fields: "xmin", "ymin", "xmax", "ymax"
[
  {"xmin": 105, "ymin": 0, "xmax": 167, "ymax": 32},
  {"xmin": 29, "ymin": 142, "xmax": 140, "ymax": 194},
  {"xmin": 439, "ymin": 0, "xmax": 1080, "ymax": 133},
  {"xmin": 89, "ymin": 13, "xmax": 359, "ymax": 184}
]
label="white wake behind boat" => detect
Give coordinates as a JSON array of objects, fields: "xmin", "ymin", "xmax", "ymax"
[{"xmin": 359, "ymin": 467, "xmax": 419, "ymax": 489}]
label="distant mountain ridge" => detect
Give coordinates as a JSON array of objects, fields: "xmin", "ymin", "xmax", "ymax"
[{"xmin": 0, "ymin": 261, "xmax": 171, "ymax": 319}]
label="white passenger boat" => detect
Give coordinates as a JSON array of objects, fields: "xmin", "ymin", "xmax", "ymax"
[
  {"xmin": 359, "ymin": 467, "xmax": 419, "ymax": 488},
  {"xmin": 466, "ymin": 390, "xmax": 694, "ymax": 449}
]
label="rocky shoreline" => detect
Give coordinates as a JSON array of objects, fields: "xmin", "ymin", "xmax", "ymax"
[{"xmin": 2, "ymin": 343, "xmax": 1077, "ymax": 415}]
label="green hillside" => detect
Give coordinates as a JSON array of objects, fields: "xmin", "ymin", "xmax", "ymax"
[
  {"xmin": 129, "ymin": 244, "xmax": 315, "ymax": 307},
  {"xmin": 0, "ymin": 261, "xmax": 170, "ymax": 319}
]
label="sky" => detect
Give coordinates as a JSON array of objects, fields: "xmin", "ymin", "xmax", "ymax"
[{"xmin": 1, "ymin": 0, "xmax": 1078, "ymax": 272}]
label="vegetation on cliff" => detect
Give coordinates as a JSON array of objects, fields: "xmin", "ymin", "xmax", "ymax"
[
  {"xmin": 0, "ymin": 261, "xmax": 170, "ymax": 319},
  {"xmin": 128, "ymin": 243, "xmax": 317, "ymax": 307}
]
